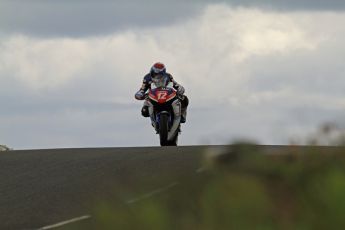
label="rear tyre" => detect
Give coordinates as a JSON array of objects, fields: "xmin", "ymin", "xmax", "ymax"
[{"xmin": 159, "ymin": 113, "xmax": 169, "ymax": 146}]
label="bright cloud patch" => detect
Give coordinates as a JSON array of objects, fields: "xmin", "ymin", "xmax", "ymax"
[
  {"xmin": 1, "ymin": 4, "xmax": 345, "ymax": 148},
  {"xmin": 0, "ymin": 5, "xmax": 321, "ymax": 90}
]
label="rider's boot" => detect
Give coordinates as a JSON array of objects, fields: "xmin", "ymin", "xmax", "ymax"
[
  {"xmin": 141, "ymin": 105, "xmax": 150, "ymax": 117},
  {"xmin": 181, "ymin": 107, "xmax": 187, "ymax": 123},
  {"xmin": 179, "ymin": 95, "xmax": 188, "ymax": 124}
]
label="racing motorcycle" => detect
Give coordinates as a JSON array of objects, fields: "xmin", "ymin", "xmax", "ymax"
[{"xmin": 146, "ymin": 75, "xmax": 182, "ymax": 146}]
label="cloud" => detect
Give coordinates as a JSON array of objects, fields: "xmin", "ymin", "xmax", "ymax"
[
  {"xmin": 1, "ymin": 4, "xmax": 345, "ymax": 148},
  {"xmin": 1, "ymin": 0, "xmax": 345, "ymax": 38},
  {"xmin": 0, "ymin": 0, "xmax": 206, "ymax": 37},
  {"xmin": 219, "ymin": 0, "xmax": 345, "ymax": 11},
  {"xmin": 1, "ymin": 5, "xmax": 319, "ymax": 99}
]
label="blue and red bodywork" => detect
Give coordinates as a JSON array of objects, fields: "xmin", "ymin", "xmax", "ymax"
[{"xmin": 148, "ymin": 87, "xmax": 177, "ymax": 130}]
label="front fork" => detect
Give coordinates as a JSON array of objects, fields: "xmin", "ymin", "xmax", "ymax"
[
  {"xmin": 147, "ymin": 99, "xmax": 181, "ymax": 138},
  {"xmin": 168, "ymin": 100, "xmax": 181, "ymax": 140}
]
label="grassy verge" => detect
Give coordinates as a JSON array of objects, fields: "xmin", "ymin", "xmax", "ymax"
[{"xmin": 67, "ymin": 143, "xmax": 345, "ymax": 230}]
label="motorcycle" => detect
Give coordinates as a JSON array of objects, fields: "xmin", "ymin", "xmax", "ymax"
[{"xmin": 146, "ymin": 75, "xmax": 182, "ymax": 146}]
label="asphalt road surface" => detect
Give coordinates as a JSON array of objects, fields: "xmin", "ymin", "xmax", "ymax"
[{"xmin": 0, "ymin": 146, "xmax": 208, "ymax": 230}]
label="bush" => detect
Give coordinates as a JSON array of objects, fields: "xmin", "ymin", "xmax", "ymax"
[{"xmin": 82, "ymin": 143, "xmax": 345, "ymax": 230}]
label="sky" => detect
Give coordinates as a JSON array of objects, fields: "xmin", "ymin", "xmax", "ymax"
[{"xmin": 1, "ymin": 0, "xmax": 345, "ymax": 149}]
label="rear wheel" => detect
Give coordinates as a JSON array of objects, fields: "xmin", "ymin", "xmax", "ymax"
[{"xmin": 159, "ymin": 113, "xmax": 169, "ymax": 146}]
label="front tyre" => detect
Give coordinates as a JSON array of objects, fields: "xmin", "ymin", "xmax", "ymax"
[{"xmin": 159, "ymin": 113, "xmax": 169, "ymax": 146}]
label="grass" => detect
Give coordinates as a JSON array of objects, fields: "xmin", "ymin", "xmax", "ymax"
[{"xmin": 69, "ymin": 124, "xmax": 345, "ymax": 229}]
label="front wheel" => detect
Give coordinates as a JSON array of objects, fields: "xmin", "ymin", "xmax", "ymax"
[{"xmin": 159, "ymin": 113, "xmax": 169, "ymax": 146}]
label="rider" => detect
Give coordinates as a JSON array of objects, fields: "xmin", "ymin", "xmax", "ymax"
[{"xmin": 135, "ymin": 62, "xmax": 189, "ymax": 123}]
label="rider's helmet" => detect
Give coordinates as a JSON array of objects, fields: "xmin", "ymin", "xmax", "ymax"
[{"xmin": 150, "ymin": 62, "xmax": 166, "ymax": 78}]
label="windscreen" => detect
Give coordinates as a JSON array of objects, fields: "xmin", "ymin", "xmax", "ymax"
[{"xmin": 152, "ymin": 75, "xmax": 169, "ymax": 88}]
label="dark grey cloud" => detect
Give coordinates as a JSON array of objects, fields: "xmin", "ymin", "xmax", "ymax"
[
  {"xmin": 0, "ymin": 0, "xmax": 205, "ymax": 37},
  {"xmin": 1, "ymin": 0, "xmax": 345, "ymax": 38},
  {"xmin": 222, "ymin": 0, "xmax": 345, "ymax": 11}
]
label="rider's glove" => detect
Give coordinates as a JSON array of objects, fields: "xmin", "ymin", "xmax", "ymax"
[
  {"xmin": 176, "ymin": 85, "xmax": 185, "ymax": 95},
  {"xmin": 135, "ymin": 90, "xmax": 145, "ymax": 100}
]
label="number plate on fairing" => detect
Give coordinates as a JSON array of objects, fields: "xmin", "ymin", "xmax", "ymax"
[{"xmin": 149, "ymin": 88, "xmax": 177, "ymax": 104}]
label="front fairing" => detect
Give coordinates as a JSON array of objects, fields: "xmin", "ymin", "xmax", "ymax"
[{"xmin": 148, "ymin": 81, "xmax": 177, "ymax": 104}]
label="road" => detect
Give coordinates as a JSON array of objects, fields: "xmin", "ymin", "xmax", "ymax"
[{"xmin": 0, "ymin": 146, "xmax": 207, "ymax": 229}]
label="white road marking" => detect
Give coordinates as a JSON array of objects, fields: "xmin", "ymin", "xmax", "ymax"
[
  {"xmin": 38, "ymin": 215, "xmax": 91, "ymax": 230},
  {"xmin": 126, "ymin": 182, "xmax": 179, "ymax": 204},
  {"xmin": 39, "ymin": 167, "xmax": 204, "ymax": 228}
]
